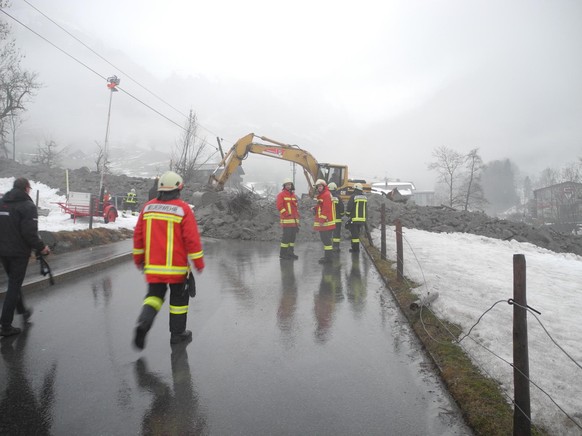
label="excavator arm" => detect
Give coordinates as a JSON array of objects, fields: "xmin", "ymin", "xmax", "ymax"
[
  {"xmin": 206, "ymin": 133, "xmax": 369, "ymax": 200},
  {"xmin": 208, "ymin": 133, "xmax": 321, "ymax": 191}
]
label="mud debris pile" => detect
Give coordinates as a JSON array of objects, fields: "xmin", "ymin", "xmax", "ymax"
[{"xmin": 192, "ymin": 189, "xmax": 582, "ymax": 257}]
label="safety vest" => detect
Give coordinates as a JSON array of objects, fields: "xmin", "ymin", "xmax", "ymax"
[
  {"xmin": 133, "ymin": 199, "xmax": 204, "ymax": 284},
  {"xmin": 276, "ymin": 188, "xmax": 299, "ymax": 227},
  {"xmin": 126, "ymin": 192, "xmax": 137, "ymax": 204},
  {"xmin": 313, "ymin": 187, "xmax": 336, "ymax": 231}
]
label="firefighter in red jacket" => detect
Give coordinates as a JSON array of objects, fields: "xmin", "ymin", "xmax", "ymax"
[
  {"xmin": 312, "ymin": 179, "xmax": 336, "ymax": 264},
  {"xmin": 132, "ymin": 171, "xmax": 204, "ymax": 350},
  {"xmin": 276, "ymin": 178, "xmax": 300, "ymax": 260}
]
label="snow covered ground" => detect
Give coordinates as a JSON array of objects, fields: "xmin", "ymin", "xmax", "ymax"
[
  {"xmin": 2, "ymin": 177, "xmax": 581, "ymax": 434},
  {"xmin": 0, "ymin": 177, "xmax": 138, "ymax": 232},
  {"xmin": 372, "ymin": 227, "xmax": 582, "ymax": 435}
]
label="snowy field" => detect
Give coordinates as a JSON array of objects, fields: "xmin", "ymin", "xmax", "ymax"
[
  {"xmin": 1, "ymin": 177, "xmax": 138, "ymax": 232},
  {"xmin": 372, "ymin": 227, "xmax": 582, "ymax": 435}
]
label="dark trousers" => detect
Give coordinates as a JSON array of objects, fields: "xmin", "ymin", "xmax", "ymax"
[
  {"xmin": 0, "ymin": 256, "xmax": 30, "ymax": 327},
  {"xmin": 280, "ymin": 226, "xmax": 297, "ymax": 248},
  {"xmin": 138, "ymin": 282, "xmax": 189, "ymax": 334},
  {"xmin": 319, "ymin": 230, "xmax": 333, "ymax": 252},
  {"xmin": 280, "ymin": 226, "xmax": 298, "ymax": 257},
  {"xmin": 349, "ymin": 222, "xmax": 363, "ymax": 251},
  {"xmin": 332, "ymin": 222, "xmax": 342, "ymax": 250}
]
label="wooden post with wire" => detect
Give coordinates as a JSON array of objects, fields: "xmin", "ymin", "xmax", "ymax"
[
  {"xmin": 395, "ymin": 219, "xmax": 403, "ymax": 281},
  {"xmin": 380, "ymin": 203, "xmax": 386, "ymax": 260},
  {"xmin": 513, "ymin": 253, "xmax": 531, "ymax": 436}
]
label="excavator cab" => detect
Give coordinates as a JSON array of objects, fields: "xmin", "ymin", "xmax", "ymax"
[{"xmin": 316, "ymin": 164, "xmax": 346, "ymax": 188}]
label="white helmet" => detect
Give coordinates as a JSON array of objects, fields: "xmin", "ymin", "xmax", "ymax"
[
  {"xmin": 282, "ymin": 178, "xmax": 294, "ymax": 186},
  {"xmin": 131, "ymin": 188, "xmax": 136, "ymax": 193},
  {"xmin": 158, "ymin": 171, "xmax": 184, "ymax": 192},
  {"xmin": 315, "ymin": 179, "xmax": 327, "ymax": 187},
  {"xmin": 327, "ymin": 182, "xmax": 337, "ymax": 190},
  {"xmin": 353, "ymin": 183, "xmax": 363, "ymax": 191}
]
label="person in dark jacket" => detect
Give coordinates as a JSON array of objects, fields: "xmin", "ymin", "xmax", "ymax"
[
  {"xmin": 345, "ymin": 183, "xmax": 367, "ymax": 253},
  {"xmin": 0, "ymin": 178, "xmax": 50, "ymax": 337}
]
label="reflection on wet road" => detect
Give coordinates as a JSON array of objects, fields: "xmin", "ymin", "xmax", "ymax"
[{"xmin": 0, "ymin": 239, "xmax": 471, "ymax": 435}]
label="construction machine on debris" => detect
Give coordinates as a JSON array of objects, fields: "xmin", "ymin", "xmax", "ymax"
[{"xmin": 197, "ymin": 133, "xmax": 371, "ymax": 204}]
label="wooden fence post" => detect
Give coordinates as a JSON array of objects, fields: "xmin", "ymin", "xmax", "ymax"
[
  {"xmin": 395, "ymin": 219, "xmax": 403, "ymax": 281},
  {"xmin": 513, "ymin": 254, "xmax": 531, "ymax": 436},
  {"xmin": 381, "ymin": 203, "xmax": 386, "ymax": 260}
]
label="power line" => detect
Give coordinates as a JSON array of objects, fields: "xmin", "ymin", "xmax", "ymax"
[
  {"xmin": 22, "ymin": 0, "xmax": 189, "ymax": 121},
  {"xmin": 20, "ymin": 0, "xmax": 226, "ymax": 147},
  {"xmin": 0, "ymin": 5, "xmax": 221, "ymax": 152}
]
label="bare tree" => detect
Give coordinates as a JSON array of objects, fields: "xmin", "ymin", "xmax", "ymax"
[
  {"xmin": 536, "ymin": 167, "xmax": 559, "ymax": 189},
  {"xmin": 171, "ymin": 109, "xmax": 210, "ymax": 184},
  {"xmin": 0, "ymin": 115, "xmax": 8, "ymax": 158},
  {"xmin": 93, "ymin": 141, "xmax": 110, "ymax": 173},
  {"xmin": 0, "ymin": 3, "xmax": 40, "ymax": 157},
  {"xmin": 560, "ymin": 161, "xmax": 581, "ymax": 183},
  {"xmin": 428, "ymin": 146, "xmax": 465, "ymax": 208},
  {"xmin": 461, "ymin": 148, "xmax": 486, "ymax": 211},
  {"xmin": 32, "ymin": 139, "xmax": 66, "ymax": 168}
]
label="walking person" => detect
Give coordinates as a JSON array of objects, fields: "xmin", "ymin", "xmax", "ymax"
[
  {"xmin": 276, "ymin": 178, "xmax": 300, "ymax": 260},
  {"xmin": 132, "ymin": 171, "xmax": 205, "ymax": 350},
  {"xmin": 327, "ymin": 182, "xmax": 344, "ymax": 254},
  {"xmin": 345, "ymin": 183, "xmax": 367, "ymax": 253},
  {"xmin": 312, "ymin": 179, "xmax": 336, "ymax": 264},
  {"xmin": 0, "ymin": 178, "xmax": 50, "ymax": 337}
]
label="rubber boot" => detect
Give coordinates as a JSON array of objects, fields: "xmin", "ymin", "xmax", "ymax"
[
  {"xmin": 318, "ymin": 251, "xmax": 333, "ymax": 264},
  {"xmin": 280, "ymin": 246, "xmax": 291, "ymax": 260},
  {"xmin": 349, "ymin": 242, "xmax": 360, "ymax": 253},
  {"xmin": 171, "ymin": 330, "xmax": 193, "ymax": 345},
  {"xmin": 133, "ymin": 305, "xmax": 157, "ymax": 350},
  {"xmin": 289, "ymin": 247, "xmax": 299, "ymax": 260}
]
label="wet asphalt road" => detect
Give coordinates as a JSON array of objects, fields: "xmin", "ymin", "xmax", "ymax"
[{"xmin": 0, "ymin": 239, "xmax": 471, "ymax": 435}]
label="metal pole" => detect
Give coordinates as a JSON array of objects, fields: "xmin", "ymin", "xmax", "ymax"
[
  {"xmin": 99, "ymin": 76, "xmax": 120, "ymax": 206},
  {"xmin": 99, "ymin": 88, "xmax": 114, "ymax": 200},
  {"xmin": 513, "ymin": 254, "xmax": 531, "ymax": 436}
]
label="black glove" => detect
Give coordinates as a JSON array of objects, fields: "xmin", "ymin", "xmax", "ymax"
[{"xmin": 184, "ymin": 271, "xmax": 196, "ymax": 298}]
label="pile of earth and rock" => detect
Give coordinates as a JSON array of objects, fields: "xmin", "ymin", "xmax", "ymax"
[{"xmin": 1, "ymin": 159, "xmax": 582, "ymax": 257}]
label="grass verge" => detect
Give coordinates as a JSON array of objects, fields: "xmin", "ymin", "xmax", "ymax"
[{"xmin": 363, "ymin": 239, "xmax": 548, "ymax": 436}]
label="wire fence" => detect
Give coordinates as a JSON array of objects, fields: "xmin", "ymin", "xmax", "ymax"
[{"xmin": 372, "ymin": 210, "xmax": 582, "ymax": 434}]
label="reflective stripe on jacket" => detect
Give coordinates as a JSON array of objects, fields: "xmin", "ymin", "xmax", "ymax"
[
  {"xmin": 313, "ymin": 187, "xmax": 336, "ymax": 231},
  {"xmin": 276, "ymin": 188, "xmax": 299, "ymax": 227},
  {"xmin": 346, "ymin": 193, "xmax": 367, "ymax": 223},
  {"xmin": 330, "ymin": 191, "xmax": 344, "ymax": 224},
  {"xmin": 133, "ymin": 199, "xmax": 204, "ymax": 283},
  {"xmin": 126, "ymin": 192, "xmax": 137, "ymax": 204}
]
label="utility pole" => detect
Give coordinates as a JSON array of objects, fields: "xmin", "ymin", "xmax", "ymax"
[{"xmin": 99, "ymin": 75, "xmax": 120, "ymax": 205}]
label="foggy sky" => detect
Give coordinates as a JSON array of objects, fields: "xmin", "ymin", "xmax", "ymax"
[{"xmin": 5, "ymin": 0, "xmax": 582, "ymax": 190}]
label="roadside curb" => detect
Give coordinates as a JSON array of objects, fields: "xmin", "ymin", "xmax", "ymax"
[{"xmin": 21, "ymin": 252, "xmax": 133, "ymax": 292}]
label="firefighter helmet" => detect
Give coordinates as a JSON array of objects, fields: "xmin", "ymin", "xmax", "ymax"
[
  {"xmin": 315, "ymin": 179, "xmax": 327, "ymax": 187},
  {"xmin": 353, "ymin": 183, "xmax": 363, "ymax": 191},
  {"xmin": 158, "ymin": 171, "xmax": 184, "ymax": 191},
  {"xmin": 327, "ymin": 182, "xmax": 337, "ymax": 190},
  {"xmin": 282, "ymin": 178, "xmax": 294, "ymax": 187}
]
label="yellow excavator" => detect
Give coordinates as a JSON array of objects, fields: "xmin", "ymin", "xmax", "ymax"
[{"xmin": 206, "ymin": 133, "xmax": 371, "ymax": 200}]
